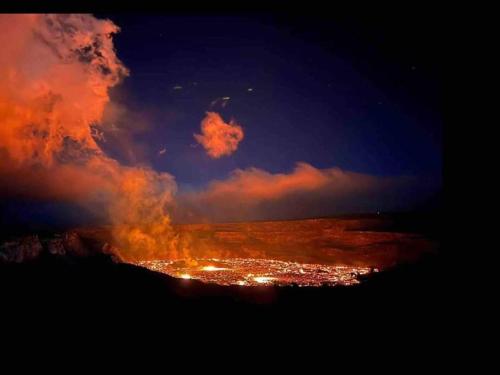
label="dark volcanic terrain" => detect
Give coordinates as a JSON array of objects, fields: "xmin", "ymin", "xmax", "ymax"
[
  {"xmin": 75, "ymin": 213, "xmax": 440, "ymax": 268},
  {"xmin": 1, "ymin": 213, "xmax": 443, "ymax": 326}
]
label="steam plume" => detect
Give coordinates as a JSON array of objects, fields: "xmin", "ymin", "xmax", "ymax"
[{"xmin": 0, "ymin": 14, "xmax": 186, "ymax": 260}]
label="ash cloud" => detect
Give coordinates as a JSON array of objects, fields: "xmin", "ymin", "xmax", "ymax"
[{"xmin": 194, "ymin": 112, "xmax": 244, "ymax": 158}]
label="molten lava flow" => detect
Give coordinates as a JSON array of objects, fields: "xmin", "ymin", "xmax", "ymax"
[
  {"xmin": 252, "ymin": 276, "xmax": 277, "ymax": 284},
  {"xmin": 135, "ymin": 258, "xmax": 374, "ymax": 287}
]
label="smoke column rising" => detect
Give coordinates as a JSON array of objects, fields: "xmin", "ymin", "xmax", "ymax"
[{"xmin": 0, "ymin": 14, "xmax": 188, "ymax": 260}]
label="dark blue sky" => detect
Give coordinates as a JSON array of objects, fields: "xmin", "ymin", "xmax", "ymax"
[{"xmin": 101, "ymin": 13, "xmax": 442, "ymax": 190}]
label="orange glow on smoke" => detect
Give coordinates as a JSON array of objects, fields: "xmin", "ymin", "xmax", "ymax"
[
  {"xmin": 0, "ymin": 14, "xmax": 187, "ymax": 262},
  {"xmin": 0, "ymin": 14, "xmax": 433, "ymax": 272},
  {"xmin": 194, "ymin": 112, "xmax": 244, "ymax": 158}
]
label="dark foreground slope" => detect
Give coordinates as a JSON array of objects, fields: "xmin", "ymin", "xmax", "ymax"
[
  {"xmin": 1, "ymin": 212, "xmax": 446, "ymax": 336},
  {"xmin": 1, "ymin": 252, "xmax": 446, "ymax": 327}
]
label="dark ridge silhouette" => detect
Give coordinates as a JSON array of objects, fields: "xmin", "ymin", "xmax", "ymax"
[
  {"xmin": 0, "ymin": 251, "xmax": 445, "ymax": 325},
  {"xmin": 0, "ymin": 212, "xmax": 444, "ymax": 333}
]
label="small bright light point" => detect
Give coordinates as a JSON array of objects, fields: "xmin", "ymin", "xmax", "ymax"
[
  {"xmin": 253, "ymin": 276, "xmax": 276, "ymax": 284},
  {"xmin": 180, "ymin": 273, "xmax": 191, "ymax": 279},
  {"xmin": 201, "ymin": 265, "xmax": 228, "ymax": 272},
  {"xmin": 247, "ymin": 88, "xmax": 253, "ymax": 92}
]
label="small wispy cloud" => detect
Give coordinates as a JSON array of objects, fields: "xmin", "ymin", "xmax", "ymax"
[{"xmin": 194, "ymin": 112, "xmax": 244, "ymax": 158}]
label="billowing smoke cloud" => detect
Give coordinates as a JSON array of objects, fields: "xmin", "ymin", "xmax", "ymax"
[
  {"xmin": 0, "ymin": 14, "xmax": 433, "ymax": 264},
  {"xmin": 194, "ymin": 112, "xmax": 244, "ymax": 158},
  {"xmin": 172, "ymin": 162, "xmax": 419, "ymax": 223},
  {"xmin": 0, "ymin": 14, "xmax": 189, "ymax": 260}
]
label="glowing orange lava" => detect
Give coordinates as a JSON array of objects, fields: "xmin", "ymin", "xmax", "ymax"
[
  {"xmin": 252, "ymin": 276, "xmax": 277, "ymax": 284},
  {"xmin": 201, "ymin": 265, "xmax": 228, "ymax": 272},
  {"xmin": 135, "ymin": 258, "xmax": 374, "ymax": 287}
]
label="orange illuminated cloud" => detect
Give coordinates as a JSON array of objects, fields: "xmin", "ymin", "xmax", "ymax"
[
  {"xmin": 172, "ymin": 162, "xmax": 416, "ymax": 223},
  {"xmin": 194, "ymin": 112, "xmax": 244, "ymax": 158},
  {"xmin": 0, "ymin": 14, "xmax": 186, "ymax": 260}
]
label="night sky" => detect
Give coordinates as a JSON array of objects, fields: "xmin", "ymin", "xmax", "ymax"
[{"xmin": 100, "ymin": 13, "xmax": 442, "ymax": 190}]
